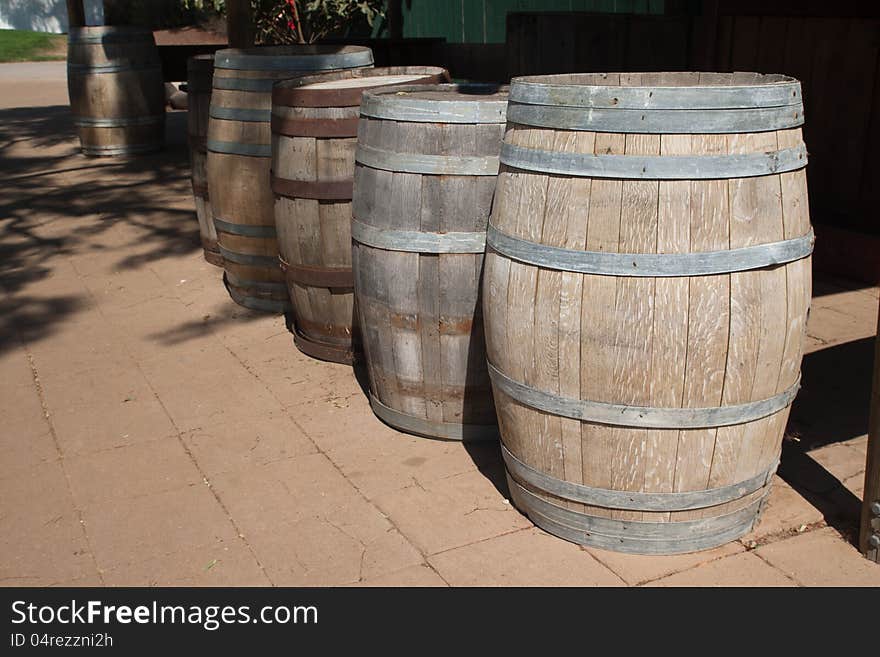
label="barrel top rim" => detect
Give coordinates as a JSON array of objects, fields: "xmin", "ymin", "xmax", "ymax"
[
  {"xmin": 511, "ymin": 71, "xmax": 800, "ymax": 90},
  {"xmin": 215, "ymin": 45, "xmax": 371, "ymax": 58},
  {"xmin": 361, "ymin": 82, "xmax": 509, "ymax": 104},
  {"xmin": 68, "ymin": 25, "xmax": 152, "ymax": 33},
  {"xmin": 274, "ymin": 66, "xmax": 448, "ymax": 91}
]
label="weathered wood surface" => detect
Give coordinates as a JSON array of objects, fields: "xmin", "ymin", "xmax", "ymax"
[
  {"xmin": 206, "ymin": 46, "xmax": 373, "ymax": 312},
  {"xmin": 66, "ymin": 26, "xmax": 165, "ymax": 156},
  {"xmin": 861, "ymin": 306, "xmax": 880, "ymax": 562},
  {"xmin": 485, "ymin": 72, "xmax": 813, "ymax": 554},
  {"xmin": 272, "ymin": 66, "xmax": 448, "ymax": 363},
  {"xmin": 187, "ymin": 55, "xmax": 221, "ymax": 267},
  {"xmin": 65, "ymin": 0, "xmax": 85, "ymax": 28},
  {"xmin": 352, "ymin": 84, "xmax": 507, "ymax": 440}
]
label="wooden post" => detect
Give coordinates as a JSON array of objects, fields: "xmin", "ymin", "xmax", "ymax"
[
  {"xmin": 861, "ymin": 306, "xmax": 880, "ymax": 562},
  {"xmin": 226, "ymin": 0, "xmax": 254, "ymax": 48},
  {"xmin": 66, "ymin": 0, "xmax": 86, "ymax": 28}
]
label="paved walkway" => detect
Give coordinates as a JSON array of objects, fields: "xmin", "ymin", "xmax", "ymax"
[{"xmin": 1, "ymin": 66, "xmax": 879, "ymax": 586}]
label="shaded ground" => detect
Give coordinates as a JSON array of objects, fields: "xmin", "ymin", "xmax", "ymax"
[{"xmin": 1, "ymin": 64, "xmax": 878, "ymax": 587}]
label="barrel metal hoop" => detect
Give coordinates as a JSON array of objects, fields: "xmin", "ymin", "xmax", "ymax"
[
  {"xmin": 292, "ymin": 326, "xmax": 355, "ymax": 365},
  {"xmin": 279, "ymin": 257, "xmax": 354, "ymax": 289},
  {"xmin": 369, "ymin": 393, "xmax": 498, "ymax": 442},
  {"xmin": 67, "ymin": 62, "xmax": 161, "ymax": 74},
  {"xmin": 351, "ymin": 219, "xmax": 487, "ymax": 254},
  {"xmin": 79, "ymin": 143, "xmax": 161, "ymax": 156},
  {"xmin": 271, "ymin": 175, "xmax": 353, "ymax": 200},
  {"xmin": 73, "ymin": 114, "xmax": 165, "ymax": 128},
  {"xmin": 224, "ymin": 271, "xmax": 288, "ymax": 292},
  {"xmin": 500, "ymin": 142, "xmax": 808, "ymax": 179},
  {"xmin": 509, "ymin": 79, "xmax": 802, "ymax": 110},
  {"xmin": 508, "ymin": 477, "xmax": 765, "ymax": 555},
  {"xmin": 218, "ymin": 246, "xmax": 280, "ymax": 268},
  {"xmin": 271, "ymin": 114, "xmax": 359, "ymax": 138},
  {"xmin": 356, "ymin": 143, "xmax": 499, "ymax": 176},
  {"xmin": 214, "ymin": 218, "xmax": 277, "ymax": 238},
  {"xmin": 487, "ymin": 225, "xmax": 814, "ymax": 277},
  {"xmin": 223, "ymin": 274, "xmax": 292, "ymax": 313},
  {"xmin": 207, "ymin": 139, "xmax": 271, "ymax": 158},
  {"xmin": 488, "ymin": 362, "xmax": 800, "ymax": 429},
  {"xmin": 212, "ymin": 77, "xmax": 279, "ymax": 92},
  {"xmin": 214, "ymin": 50, "xmax": 374, "ymax": 72},
  {"xmin": 68, "ymin": 34, "xmax": 155, "ymax": 45},
  {"xmin": 506, "ymin": 104, "xmax": 805, "ymax": 134},
  {"xmin": 502, "ymin": 443, "xmax": 777, "ymax": 511},
  {"xmin": 209, "ymin": 106, "xmax": 271, "ymax": 123},
  {"xmin": 359, "ymin": 95, "xmax": 508, "ymax": 124}
]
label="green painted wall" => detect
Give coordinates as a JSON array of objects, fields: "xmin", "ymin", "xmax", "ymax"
[{"xmin": 377, "ymin": 0, "xmax": 667, "ymax": 43}]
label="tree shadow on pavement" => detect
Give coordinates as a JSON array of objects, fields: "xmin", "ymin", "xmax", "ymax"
[{"xmin": 0, "ymin": 106, "xmax": 206, "ymax": 354}]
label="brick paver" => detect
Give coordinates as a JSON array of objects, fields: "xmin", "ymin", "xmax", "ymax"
[{"xmin": 1, "ymin": 63, "xmax": 879, "ymax": 587}]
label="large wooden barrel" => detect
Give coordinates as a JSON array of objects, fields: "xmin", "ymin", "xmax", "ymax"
[
  {"xmin": 207, "ymin": 46, "xmax": 373, "ymax": 312},
  {"xmin": 352, "ymin": 84, "xmax": 508, "ymax": 440},
  {"xmin": 187, "ymin": 55, "xmax": 222, "ymax": 267},
  {"xmin": 484, "ymin": 72, "xmax": 813, "ymax": 554},
  {"xmin": 271, "ymin": 66, "xmax": 450, "ymax": 364},
  {"xmin": 67, "ymin": 26, "xmax": 165, "ymax": 156}
]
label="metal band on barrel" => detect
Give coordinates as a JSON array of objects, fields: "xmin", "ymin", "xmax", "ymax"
[
  {"xmin": 488, "ymin": 362, "xmax": 799, "ymax": 429},
  {"xmin": 79, "ymin": 143, "xmax": 161, "ymax": 156},
  {"xmin": 67, "ymin": 62, "xmax": 161, "ymax": 74},
  {"xmin": 218, "ymin": 246, "xmax": 280, "ymax": 268},
  {"xmin": 73, "ymin": 114, "xmax": 164, "ymax": 128},
  {"xmin": 223, "ymin": 274, "xmax": 292, "ymax": 313},
  {"xmin": 487, "ymin": 225, "xmax": 814, "ymax": 277},
  {"xmin": 224, "ymin": 271, "xmax": 288, "ymax": 292},
  {"xmin": 506, "ymin": 104, "xmax": 804, "ymax": 133},
  {"xmin": 508, "ymin": 478, "xmax": 765, "ymax": 555},
  {"xmin": 209, "ymin": 106, "xmax": 271, "ymax": 122},
  {"xmin": 293, "ymin": 327, "xmax": 355, "ymax": 364},
  {"xmin": 213, "ymin": 218, "xmax": 276, "ymax": 238},
  {"xmin": 279, "ymin": 257, "xmax": 354, "ymax": 288},
  {"xmin": 356, "ymin": 143, "xmax": 499, "ymax": 176},
  {"xmin": 214, "ymin": 49, "xmax": 373, "ymax": 71},
  {"xmin": 500, "ymin": 142, "xmax": 807, "ymax": 179},
  {"xmin": 509, "ymin": 78, "xmax": 802, "ymax": 110},
  {"xmin": 271, "ymin": 114, "xmax": 359, "ymax": 138},
  {"xmin": 206, "ymin": 139, "xmax": 271, "ymax": 157},
  {"xmin": 212, "ymin": 77, "xmax": 280, "ymax": 92},
  {"xmin": 502, "ymin": 444, "xmax": 776, "ymax": 512},
  {"xmin": 360, "ymin": 93, "xmax": 508, "ymax": 124},
  {"xmin": 369, "ymin": 393, "xmax": 498, "ymax": 442},
  {"xmin": 351, "ymin": 219, "xmax": 486, "ymax": 254},
  {"xmin": 271, "ymin": 175, "xmax": 353, "ymax": 200}
]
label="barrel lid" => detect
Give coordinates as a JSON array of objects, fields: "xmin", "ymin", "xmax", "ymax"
[
  {"xmin": 360, "ymin": 83, "xmax": 509, "ymax": 124},
  {"xmin": 214, "ymin": 45, "xmax": 373, "ymax": 72},
  {"xmin": 273, "ymin": 66, "xmax": 449, "ymax": 108}
]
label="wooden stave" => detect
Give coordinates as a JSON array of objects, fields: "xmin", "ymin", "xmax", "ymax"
[
  {"xmin": 66, "ymin": 26, "xmax": 165, "ymax": 156},
  {"xmin": 484, "ymin": 71, "xmax": 813, "ymax": 553},
  {"xmin": 187, "ymin": 55, "xmax": 222, "ymax": 267},
  {"xmin": 352, "ymin": 84, "xmax": 508, "ymax": 439},
  {"xmin": 271, "ymin": 67, "xmax": 449, "ymax": 363},
  {"xmin": 207, "ymin": 46, "xmax": 373, "ymax": 312}
]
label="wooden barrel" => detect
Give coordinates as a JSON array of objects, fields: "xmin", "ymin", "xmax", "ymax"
[
  {"xmin": 352, "ymin": 84, "xmax": 508, "ymax": 440},
  {"xmin": 67, "ymin": 26, "xmax": 165, "ymax": 156},
  {"xmin": 207, "ymin": 46, "xmax": 373, "ymax": 313},
  {"xmin": 187, "ymin": 55, "xmax": 222, "ymax": 267},
  {"xmin": 271, "ymin": 66, "xmax": 450, "ymax": 364},
  {"xmin": 484, "ymin": 72, "xmax": 813, "ymax": 554}
]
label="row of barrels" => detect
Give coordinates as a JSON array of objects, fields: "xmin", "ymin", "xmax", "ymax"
[{"xmin": 74, "ymin": 33, "xmax": 814, "ymax": 555}]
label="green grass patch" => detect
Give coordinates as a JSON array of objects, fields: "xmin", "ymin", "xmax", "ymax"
[{"xmin": 0, "ymin": 29, "xmax": 67, "ymax": 62}]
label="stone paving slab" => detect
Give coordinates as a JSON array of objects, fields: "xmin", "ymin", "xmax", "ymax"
[{"xmin": 1, "ymin": 65, "xmax": 879, "ymax": 587}]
